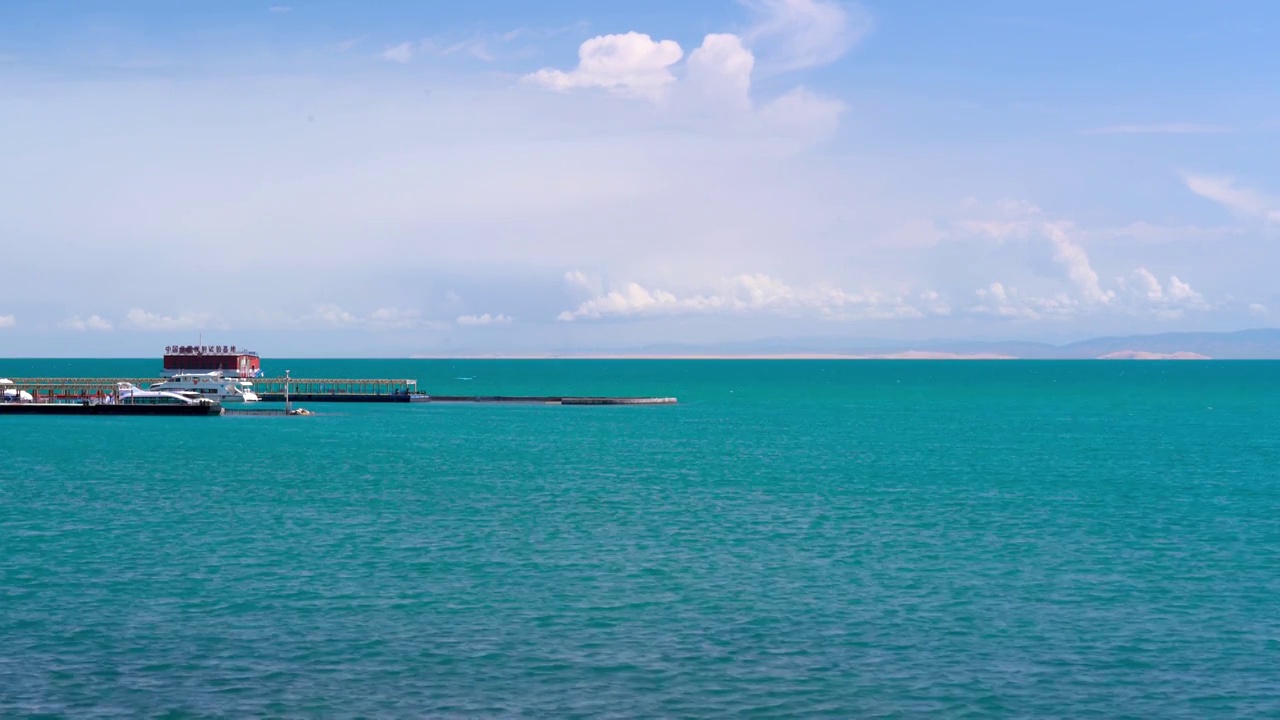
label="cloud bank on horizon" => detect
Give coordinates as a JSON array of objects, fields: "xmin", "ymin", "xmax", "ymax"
[{"xmin": 0, "ymin": 0, "xmax": 1277, "ymax": 355}]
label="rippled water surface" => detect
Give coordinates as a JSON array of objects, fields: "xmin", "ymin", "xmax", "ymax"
[{"xmin": 2, "ymin": 360, "xmax": 1279, "ymax": 717}]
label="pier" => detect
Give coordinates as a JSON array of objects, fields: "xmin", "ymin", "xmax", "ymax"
[
  {"xmin": 7, "ymin": 377, "xmax": 423, "ymax": 403},
  {"xmin": 0, "ymin": 402, "xmax": 223, "ymax": 416},
  {"xmin": 1, "ymin": 377, "xmax": 677, "ymax": 405}
]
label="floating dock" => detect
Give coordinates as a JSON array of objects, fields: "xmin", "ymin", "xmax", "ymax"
[{"xmin": 1, "ymin": 377, "xmax": 676, "ymax": 405}]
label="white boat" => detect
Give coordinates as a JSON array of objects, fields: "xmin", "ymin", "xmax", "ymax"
[
  {"xmin": 114, "ymin": 382, "xmax": 221, "ymax": 407},
  {"xmin": 0, "ymin": 378, "xmax": 34, "ymax": 403},
  {"xmin": 148, "ymin": 372, "xmax": 260, "ymax": 403}
]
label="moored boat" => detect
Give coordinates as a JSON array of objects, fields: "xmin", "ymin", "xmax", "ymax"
[
  {"xmin": 149, "ymin": 372, "xmax": 260, "ymax": 402},
  {"xmin": 1, "ymin": 378, "xmax": 34, "ymax": 403}
]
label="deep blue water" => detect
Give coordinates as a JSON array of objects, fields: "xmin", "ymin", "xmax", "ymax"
[{"xmin": 2, "ymin": 360, "xmax": 1279, "ymax": 717}]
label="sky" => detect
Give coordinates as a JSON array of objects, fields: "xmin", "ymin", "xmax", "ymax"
[{"xmin": 1, "ymin": 0, "xmax": 1278, "ymax": 356}]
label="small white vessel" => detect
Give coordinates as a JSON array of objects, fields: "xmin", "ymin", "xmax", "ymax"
[
  {"xmin": 1, "ymin": 378, "xmax": 34, "ymax": 403},
  {"xmin": 148, "ymin": 372, "xmax": 260, "ymax": 403},
  {"xmin": 114, "ymin": 382, "xmax": 221, "ymax": 407}
]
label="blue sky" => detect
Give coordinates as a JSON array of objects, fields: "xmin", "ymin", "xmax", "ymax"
[{"xmin": 1, "ymin": 0, "xmax": 1277, "ymax": 356}]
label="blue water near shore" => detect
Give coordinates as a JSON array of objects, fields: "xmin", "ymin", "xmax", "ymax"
[{"xmin": 2, "ymin": 359, "xmax": 1279, "ymax": 717}]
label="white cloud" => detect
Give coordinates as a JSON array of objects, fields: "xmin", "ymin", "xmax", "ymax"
[
  {"xmin": 1250, "ymin": 303, "xmax": 1268, "ymax": 318},
  {"xmin": 970, "ymin": 282, "xmax": 1077, "ymax": 321},
  {"xmin": 1183, "ymin": 174, "xmax": 1280, "ymax": 223},
  {"xmin": 123, "ymin": 309, "xmax": 213, "ymax": 331},
  {"xmin": 522, "ymin": 11, "xmax": 846, "ymax": 142},
  {"xmin": 685, "ymin": 33, "xmax": 755, "ymax": 111},
  {"xmin": 61, "ymin": 314, "xmax": 114, "ymax": 331},
  {"xmin": 557, "ymin": 272, "xmax": 935, "ymax": 321},
  {"xmin": 301, "ymin": 305, "xmax": 446, "ymax": 329},
  {"xmin": 456, "ymin": 313, "xmax": 514, "ymax": 326},
  {"xmin": 958, "ymin": 201, "xmax": 1113, "ymax": 305},
  {"xmin": 0, "ymin": 51, "xmax": 1249, "ymax": 350},
  {"xmin": 953, "ymin": 201, "xmax": 1220, "ymax": 320},
  {"xmin": 1082, "ymin": 123, "xmax": 1231, "ymax": 135},
  {"xmin": 268, "ymin": 5, "xmax": 291, "ymax": 13},
  {"xmin": 525, "ymin": 32, "xmax": 684, "ymax": 101},
  {"xmin": 1118, "ymin": 268, "xmax": 1207, "ymax": 319},
  {"xmin": 0, "ymin": 315, "xmax": 14, "ymax": 329},
  {"xmin": 742, "ymin": 0, "xmax": 872, "ymax": 73},
  {"xmin": 305, "ymin": 304, "xmax": 358, "ymax": 327},
  {"xmin": 381, "ymin": 42, "xmax": 416, "ymax": 64},
  {"xmin": 1043, "ymin": 222, "xmax": 1112, "ymax": 305},
  {"xmin": 966, "ymin": 266, "xmax": 1208, "ymax": 323}
]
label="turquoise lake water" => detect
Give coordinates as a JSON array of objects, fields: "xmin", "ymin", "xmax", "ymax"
[{"xmin": 2, "ymin": 359, "xmax": 1279, "ymax": 717}]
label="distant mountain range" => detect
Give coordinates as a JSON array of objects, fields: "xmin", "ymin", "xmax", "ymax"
[{"xmin": 617, "ymin": 328, "xmax": 1280, "ymax": 360}]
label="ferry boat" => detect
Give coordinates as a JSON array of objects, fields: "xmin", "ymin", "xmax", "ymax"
[
  {"xmin": 114, "ymin": 382, "xmax": 223, "ymax": 409},
  {"xmin": 163, "ymin": 344, "xmax": 262, "ymax": 378},
  {"xmin": 148, "ymin": 372, "xmax": 260, "ymax": 403}
]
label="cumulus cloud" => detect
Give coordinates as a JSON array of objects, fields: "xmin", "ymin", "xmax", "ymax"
[
  {"xmin": 1250, "ymin": 303, "xmax": 1268, "ymax": 318},
  {"xmin": 951, "ymin": 200, "xmax": 1223, "ymax": 320},
  {"xmin": 557, "ymin": 272, "xmax": 938, "ymax": 321},
  {"xmin": 525, "ymin": 32, "xmax": 684, "ymax": 101},
  {"xmin": 685, "ymin": 33, "xmax": 755, "ymax": 111},
  {"xmin": 306, "ymin": 303, "xmax": 358, "ymax": 327},
  {"xmin": 958, "ymin": 200, "xmax": 1113, "ymax": 305},
  {"xmin": 970, "ymin": 268, "xmax": 1208, "ymax": 323},
  {"xmin": 123, "ymin": 309, "xmax": 213, "ymax": 331},
  {"xmin": 302, "ymin": 305, "xmax": 436, "ymax": 329},
  {"xmin": 742, "ymin": 0, "xmax": 872, "ymax": 73},
  {"xmin": 0, "ymin": 315, "xmax": 14, "ymax": 329},
  {"xmin": 970, "ymin": 282, "xmax": 1077, "ymax": 321},
  {"xmin": 1042, "ymin": 222, "xmax": 1112, "ymax": 305},
  {"xmin": 1117, "ymin": 268, "xmax": 1207, "ymax": 318},
  {"xmin": 456, "ymin": 313, "xmax": 514, "ymax": 326},
  {"xmin": 1183, "ymin": 174, "xmax": 1280, "ymax": 223},
  {"xmin": 519, "ymin": 3, "xmax": 854, "ymax": 149},
  {"xmin": 61, "ymin": 314, "xmax": 114, "ymax": 331}
]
